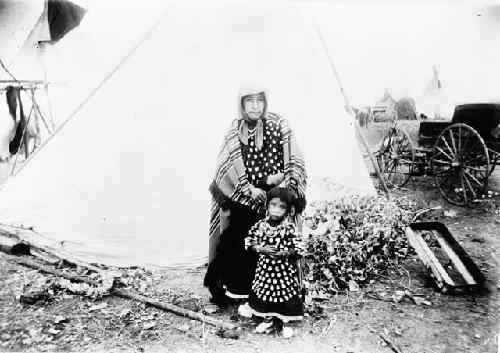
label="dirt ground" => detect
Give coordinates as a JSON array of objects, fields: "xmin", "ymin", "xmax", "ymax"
[
  {"xmin": 1, "ymin": 179, "xmax": 499, "ymax": 353},
  {"xmin": 1, "ymin": 123, "xmax": 500, "ymax": 353}
]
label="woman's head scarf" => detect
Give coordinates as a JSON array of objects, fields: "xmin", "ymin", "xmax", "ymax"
[{"xmin": 238, "ymin": 84, "xmax": 268, "ymax": 150}]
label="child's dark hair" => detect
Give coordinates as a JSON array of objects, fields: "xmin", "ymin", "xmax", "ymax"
[{"xmin": 266, "ymin": 187, "xmax": 294, "ymax": 212}]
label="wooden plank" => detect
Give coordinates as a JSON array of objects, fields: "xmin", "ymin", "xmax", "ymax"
[
  {"xmin": 431, "ymin": 230, "xmax": 477, "ymax": 285},
  {"xmin": 405, "ymin": 227, "xmax": 455, "ymax": 290},
  {"xmin": 0, "ymin": 233, "xmax": 18, "ymax": 254},
  {"xmin": 0, "ymin": 224, "xmax": 102, "ymax": 273},
  {"xmin": 412, "ymin": 230, "xmax": 455, "ymax": 287},
  {"xmin": 406, "ymin": 228, "xmax": 443, "ymax": 288}
]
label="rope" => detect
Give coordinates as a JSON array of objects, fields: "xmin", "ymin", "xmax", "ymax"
[
  {"xmin": 7, "ymin": 1, "xmax": 179, "ymax": 178},
  {"xmin": 29, "ymin": 89, "xmax": 52, "ymax": 134},
  {"xmin": 0, "ymin": 60, "xmax": 19, "ymax": 83}
]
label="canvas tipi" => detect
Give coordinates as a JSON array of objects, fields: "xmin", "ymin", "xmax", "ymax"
[
  {"xmin": 416, "ymin": 67, "xmax": 455, "ymax": 120},
  {"xmin": 0, "ymin": 0, "xmax": 86, "ymax": 156},
  {"xmin": 0, "ymin": 0, "xmax": 375, "ymax": 268}
]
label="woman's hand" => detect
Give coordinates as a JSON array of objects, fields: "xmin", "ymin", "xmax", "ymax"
[
  {"xmin": 266, "ymin": 173, "xmax": 284, "ymax": 187},
  {"xmin": 249, "ymin": 185, "xmax": 267, "ymax": 203}
]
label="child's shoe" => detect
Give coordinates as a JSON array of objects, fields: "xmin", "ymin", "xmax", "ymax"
[
  {"xmin": 282, "ymin": 325, "xmax": 294, "ymax": 339},
  {"xmin": 254, "ymin": 319, "xmax": 273, "ymax": 333}
]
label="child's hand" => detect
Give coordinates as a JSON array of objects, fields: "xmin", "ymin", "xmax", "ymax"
[
  {"xmin": 273, "ymin": 250, "xmax": 294, "ymax": 258},
  {"xmin": 257, "ymin": 245, "xmax": 278, "ymax": 256}
]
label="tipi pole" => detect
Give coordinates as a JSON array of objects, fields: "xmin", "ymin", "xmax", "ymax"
[
  {"xmin": 307, "ymin": 6, "xmax": 389, "ymax": 194},
  {"xmin": 43, "ymin": 67, "xmax": 56, "ymax": 130},
  {"xmin": 38, "ymin": 41, "xmax": 56, "ymax": 130},
  {"xmin": 11, "ymin": 256, "xmax": 237, "ymax": 331},
  {"xmin": 7, "ymin": 1, "xmax": 179, "ymax": 178}
]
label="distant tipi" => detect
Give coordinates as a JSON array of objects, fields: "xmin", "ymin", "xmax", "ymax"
[{"xmin": 416, "ymin": 67, "xmax": 455, "ymax": 120}]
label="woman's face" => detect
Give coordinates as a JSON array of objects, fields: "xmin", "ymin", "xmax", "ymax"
[{"xmin": 242, "ymin": 94, "xmax": 265, "ymax": 121}]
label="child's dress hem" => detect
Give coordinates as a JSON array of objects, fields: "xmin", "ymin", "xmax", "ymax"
[{"xmin": 248, "ymin": 307, "xmax": 303, "ymax": 322}]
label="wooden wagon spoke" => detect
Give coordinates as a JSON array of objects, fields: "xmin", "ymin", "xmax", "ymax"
[
  {"xmin": 489, "ymin": 148, "xmax": 500, "ymax": 158},
  {"xmin": 463, "ymin": 169, "xmax": 484, "ymax": 187},
  {"xmin": 459, "ymin": 173, "xmax": 469, "ymax": 202},
  {"xmin": 460, "ymin": 137, "xmax": 482, "ymax": 156},
  {"xmin": 439, "ymin": 134, "xmax": 455, "ymax": 158},
  {"xmin": 461, "ymin": 171, "xmax": 478, "ymax": 199},
  {"xmin": 383, "ymin": 158, "xmax": 394, "ymax": 175},
  {"xmin": 461, "ymin": 147, "xmax": 482, "ymax": 163},
  {"xmin": 461, "ymin": 151, "xmax": 482, "ymax": 162},
  {"xmin": 435, "ymin": 146, "xmax": 454, "ymax": 162},
  {"xmin": 432, "ymin": 158, "xmax": 454, "ymax": 165},
  {"xmin": 387, "ymin": 160, "xmax": 399, "ymax": 180},
  {"xmin": 463, "ymin": 161, "xmax": 488, "ymax": 176},
  {"xmin": 463, "ymin": 165, "xmax": 487, "ymax": 173},
  {"xmin": 457, "ymin": 126, "xmax": 462, "ymax": 153},
  {"xmin": 377, "ymin": 127, "xmax": 414, "ymax": 188},
  {"xmin": 431, "ymin": 122, "xmax": 491, "ymax": 205},
  {"xmin": 383, "ymin": 158, "xmax": 396, "ymax": 171},
  {"xmin": 466, "ymin": 165, "xmax": 486, "ymax": 179},
  {"xmin": 448, "ymin": 129, "xmax": 458, "ymax": 156}
]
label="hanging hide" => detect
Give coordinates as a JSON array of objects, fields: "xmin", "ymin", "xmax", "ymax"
[{"xmin": 7, "ymin": 86, "xmax": 26, "ymax": 155}]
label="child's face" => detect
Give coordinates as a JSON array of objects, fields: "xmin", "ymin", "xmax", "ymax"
[{"xmin": 268, "ymin": 197, "xmax": 287, "ymax": 221}]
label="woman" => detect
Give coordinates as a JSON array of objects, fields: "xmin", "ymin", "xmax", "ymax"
[{"xmin": 204, "ymin": 85, "xmax": 307, "ymax": 305}]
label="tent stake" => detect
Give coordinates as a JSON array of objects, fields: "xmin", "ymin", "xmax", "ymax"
[{"xmin": 307, "ymin": 6, "xmax": 389, "ymax": 194}]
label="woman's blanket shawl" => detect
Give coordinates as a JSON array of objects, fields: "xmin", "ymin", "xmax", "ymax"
[{"xmin": 209, "ymin": 113, "xmax": 306, "ymax": 262}]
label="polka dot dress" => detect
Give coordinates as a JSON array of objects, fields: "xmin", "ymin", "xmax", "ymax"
[
  {"xmin": 245, "ymin": 220, "xmax": 305, "ymax": 320},
  {"xmin": 241, "ymin": 119, "xmax": 284, "ymax": 185}
]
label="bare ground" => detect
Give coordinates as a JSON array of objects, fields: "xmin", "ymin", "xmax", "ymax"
[
  {"xmin": 0, "ymin": 174, "xmax": 499, "ymax": 353},
  {"xmin": 1, "ymin": 122, "xmax": 500, "ymax": 352}
]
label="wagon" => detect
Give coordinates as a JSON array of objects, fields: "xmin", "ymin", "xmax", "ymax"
[{"xmin": 375, "ymin": 103, "xmax": 500, "ymax": 205}]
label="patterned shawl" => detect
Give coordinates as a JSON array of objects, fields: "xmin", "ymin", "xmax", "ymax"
[{"xmin": 208, "ymin": 112, "xmax": 307, "ymax": 262}]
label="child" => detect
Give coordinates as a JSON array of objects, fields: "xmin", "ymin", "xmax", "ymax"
[{"xmin": 244, "ymin": 187, "xmax": 305, "ymax": 339}]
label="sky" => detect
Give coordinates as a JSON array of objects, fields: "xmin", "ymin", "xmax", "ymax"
[
  {"xmin": 3, "ymin": 0, "xmax": 499, "ymax": 124},
  {"xmin": 5, "ymin": 0, "xmax": 498, "ymax": 109},
  {"xmin": 311, "ymin": 2, "xmax": 500, "ymax": 106},
  {"xmin": 81, "ymin": 0, "xmax": 500, "ymax": 107}
]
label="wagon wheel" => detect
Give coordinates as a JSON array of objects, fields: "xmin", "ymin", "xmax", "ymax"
[
  {"xmin": 489, "ymin": 150, "xmax": 499, "ymax": 174},
  {"xmin": 376, "ymin": 128, "xmax": 415, "ymax": 187},
  {"xmin": 431, "ymin": 123, "xmax": 490, "ymax": 205}
]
